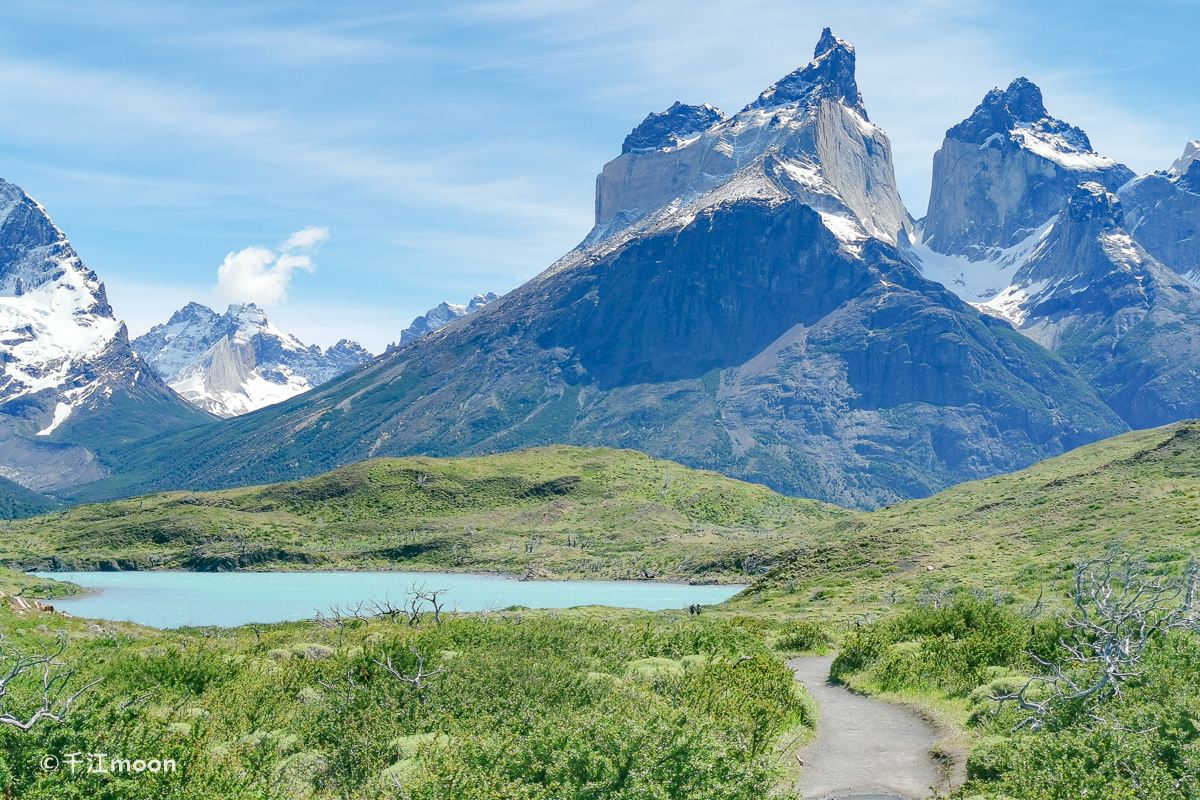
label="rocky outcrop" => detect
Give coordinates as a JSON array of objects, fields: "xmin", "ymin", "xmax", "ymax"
[
  {"xmin": 1120, "ymin": 144, "xmax": 1200, "ymax": 285},
  {"xmin": 622, "ymin": 102, "xmax": 725, "ymax": 154},
  {"xmin": 922, "ymin": 78, "xmax": 1134, "ymax": 257}
]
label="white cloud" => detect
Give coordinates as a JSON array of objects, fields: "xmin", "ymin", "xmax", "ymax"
[
  {"xmin": 214, "ymin": 228, "xmax": 327, "ymax": 306},
  {"xmin": 284, "ymin": 226, "xmax": 330, "ymax": 251}
]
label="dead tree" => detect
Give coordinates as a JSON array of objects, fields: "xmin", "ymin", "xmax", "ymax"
[
  {"xmin": 0, "ymin": 633, "xmax": 99, "ymax": 732},
  {"xmin": 414, "ymin": 588, "xmax": 448, "ymax": 626},
  {"xmin": 368, "ymin": 597, "xmax": 406, "ymax": 624},
  {"xmin": 373, "ymin": 648, "xmax": 444, "ymax": 689},
  {"xmin": 996, "ymin": 551, "xmax": 1200, "ymax": 730},
  {"xmin": 313, "ymin": 602, "xmax": 367, "ymax": 645}
]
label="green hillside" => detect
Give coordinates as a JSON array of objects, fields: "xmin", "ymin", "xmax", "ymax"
[
  {"xmin": 0, "ymin": 476, "xmax": 60, "ymax": 520},
  {"xmin": 740, "ymin": 420, "xmax": 1200, "ymax": 615},
  {"xmin": 4, "ymin": 446, "xmax": 841, "ymax": 582}
]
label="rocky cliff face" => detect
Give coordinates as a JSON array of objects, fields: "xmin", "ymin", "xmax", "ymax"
[
  {"xmin": 921, "ymin": 78, "xmax": 1134, "ymax": 257},
  {"xmin": 1120, "ymin": 143, "xmax": 1200, "ymax": 285},
  {"xmin": 591, "ymin": 29, "xmax": 910, "ymax": 246},
  {"xmin": 78, "ymin": 31, "xmax": 1125, "ymax": 509},
  {"xmin": 911, "ymin": 85, "xmax": 1200, "ymax": 430},
  {"xmin": 133, "ymin": 303, "xmax": 372, "ymax": 417},
  {"xmin": 0, "ymin": 178, "xmax": 210, "ymax": 491},
  {"xmin": 1011, "ymin": 184, "xmax": 1200, "ymax": 427}
]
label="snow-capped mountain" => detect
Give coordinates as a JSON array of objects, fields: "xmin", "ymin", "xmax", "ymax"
[
  {"xmin": 920, "ymin": 78, "xmax": 1133, "ymax": 258},
  {"xmin": 589, "ymin": 28, "xmax": 911, "ymax": 249},
  {"xmin": 91, "ymin": 30, "xmax": 1123, "ymax": 510},
  {"xmin": 0, "ymin": 178, "xmax": 210, "ymax": 491},
  {"xmin": 1119, "ymin": 141, "xmax": 1200, "ymax": 285},
  {"xmin": 909, "ymin": 82, "xmax": 1200, "ymax": 428},
  {"xmin": 392, "ymin": 292, "xmax": 499, "ymax": 348},
  {"xmin": 133, "ymin": 303, "xmax": 372, "ymax": 418}
]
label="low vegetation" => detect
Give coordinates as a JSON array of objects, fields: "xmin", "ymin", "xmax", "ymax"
[
  {"xmin": 0, "ymin": 592, "xmax": 811, "ymax": 799},
  {"xmin": 2, "ymin": 446, "xmax": 839, "ymax": 583},
  {"xmin": 741, "ymin": 420, "xmax": 1200, "ymax": 618},
  {"xmin": 831, "ymin": 550, "xmax": 1200, "ymax": 799},
  {"xmin": 3, "ymin": 423, "xmax": 1200, "ymax": 798}
]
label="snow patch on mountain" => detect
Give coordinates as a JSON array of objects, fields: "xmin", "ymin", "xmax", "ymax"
[
  {"xmin": 907, "ymin": 219, "xmax": 1056, "ymax": 324},
  {"xmin": 133, "ymin": 303, "xmax": 372, "ymax": 417}
]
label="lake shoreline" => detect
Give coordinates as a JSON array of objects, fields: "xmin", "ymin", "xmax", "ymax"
[
  {"xmin": 34, "ymin": 569, "xmax": 746, "ymax": 629},
  {"xmin": 26, "ymin": 562, "xmax": 743, "ymax": 601}
]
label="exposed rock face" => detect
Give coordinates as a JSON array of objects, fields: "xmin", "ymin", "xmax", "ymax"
[
  {"xmin": 133, "ymin": 303, "xmax": 373, "ymax": 418},
  {"xmin": 0, "ymin": 178, "xmax": 210, "ymax": 491},
  {"xmin": 1011, "ymin": 184, "xmax": 1200, "ymax": 427},
  {"xmin": 78, "ymin": 31, "xmax": 1125, "ymax": 509},
  {"xmin": 592, "ymin": 28, "xmax": 910, "ymax": 245},
  {"xmin": 911, "ymin": 86, "xmax": 1200, "ymax": 430},
  {"xmin": 1120, "ymin": 145, "xmax": 1200, "ymax": 285},
  {"xmin": 922, "ymin": 78, "xmax": 1134, "ymax": 257},
  {"xmin": 622, "ymin": 102, "xmax": 725, "ymax": 154},
  {"xmin": 393, "ymin": 293, "xmax": 499, "ymax": 348}
]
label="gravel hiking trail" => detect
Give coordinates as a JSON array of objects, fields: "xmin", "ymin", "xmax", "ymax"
[{"xmin": 789, "ymin": 655, "xmax": 957, "ymax": 800}]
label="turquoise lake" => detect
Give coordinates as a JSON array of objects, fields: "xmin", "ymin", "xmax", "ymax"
[{"xmin": 35, "ymin": 571, "xmax": 744, "ymax": 629}]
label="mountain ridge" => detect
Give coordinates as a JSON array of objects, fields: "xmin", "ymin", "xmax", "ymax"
[
  {"xmin": 64, "ymin": 31, "xmax": 1128, "ymax": 509},
  {"xmin": 133, "ymin": 302, "xmax": 372, "ymax": 417}
]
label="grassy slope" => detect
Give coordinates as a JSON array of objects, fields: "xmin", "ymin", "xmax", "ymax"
[
  {"xmin": 3, "ymin": 446, "xmax": 841, "ymax": 583},
  {"xmin": 0, "ymin": 477, "xmax": 60, "ymax": 520},
  {"xmin": 738, "ymin": 420, "xmax": 1200, "ymax": 617}
]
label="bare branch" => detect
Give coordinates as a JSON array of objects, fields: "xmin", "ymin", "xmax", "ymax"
[
  {"xmin": 995, "ymin": 551, "xmax": 1200, "ymax": 730},
  {"xmin": 0, "ymin": 632, "xmax": 100, "ymax": 732},
  {"xmin": 373, "ymin": 648, "xmax": 444, "ymax": 689}
]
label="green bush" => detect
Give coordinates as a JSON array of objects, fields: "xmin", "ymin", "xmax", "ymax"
[
  {"xmin": 832, "ymin": 596, "xmax": 1035, "ymax": 695},
  {"xmin": 774, "ymin": 620, "xmax": 830, "ymax": 653},
  {"xmin": 0, "ymin": 613, "xmax": 810, "ymax": 800}
]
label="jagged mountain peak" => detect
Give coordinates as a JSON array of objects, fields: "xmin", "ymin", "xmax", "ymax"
[
  {"xmin": 957, "ymin": 78, "xmax": 1048, "ymax": 134},
  {"xmin": 590, "ymin": 28, "xmax": 908, "ymax": 247},
  {"xmin": 745, "ymin": 27, "xmax": 863, "ymax": 115},
  {"xmin": 946, "ymin": 76, "xmax": 1102, "ymax": 159},
  {"xmin": 392, "ymin": 292, "xmax": 499, "ymax": 348},
  {"xmin": 1168, "ymin": 140, "xmax": 1200, "ymax": 178},
  {"xmin": 167, "ymin": 302, "xmax": 218, "ymax": 324},
  {"xmin": 923, "ymin": 78, "xmax": 1132, "ymax": 256},
  {"xmin": 622, "ymin": 102, "xmax": 726, "ymax": 155},
  {"xmin": 132, "ymin": 302, "xmax": 372, "ymax": 417}
]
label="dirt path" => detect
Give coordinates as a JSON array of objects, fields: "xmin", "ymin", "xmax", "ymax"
[{"xmin": 789, "ymin": 655, "xmax": 952, "ymax": 800}]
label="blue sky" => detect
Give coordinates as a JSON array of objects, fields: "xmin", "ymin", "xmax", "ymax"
[{"xmin": 2, "ymin": 1, "xmax": 1197, "ymax": 351}]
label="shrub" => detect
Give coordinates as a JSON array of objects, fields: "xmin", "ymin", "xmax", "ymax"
[{"xmin": 774, "ymin": 620, "xmax": 831, "ymax": 653}]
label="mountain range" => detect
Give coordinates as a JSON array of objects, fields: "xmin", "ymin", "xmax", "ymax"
[
  {"xmin": 132, "ymin": 303, "xmax": 372, "ymax": 417},
  {"xmin": 387, "ymin": 293, "xmax": 499, "ymax": 351},
  {"xmin": 909, "ymin": 79, "xmax": 1200, "ymax": 429},
  {"xmin": 5, "ymin": 28, "xmax": 1200, "ymax": 512}
]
